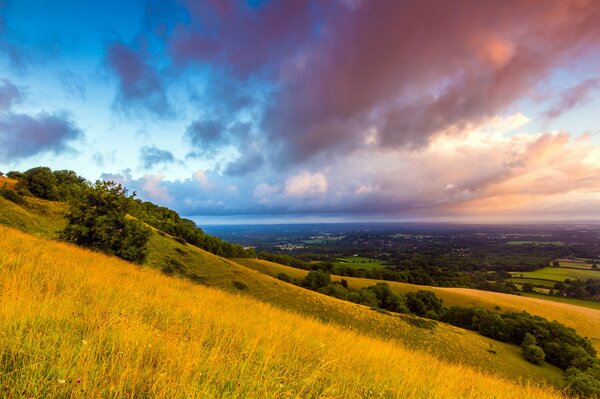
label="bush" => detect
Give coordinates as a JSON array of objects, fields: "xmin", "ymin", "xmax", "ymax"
[
  {"xmin": 22, "ymin": 167, "xmax": 58, "ymax": 200},
  {"xmin": 233, "ymin": 281, "xmax": 248, "ymax": 290},
  {"xmin": 523, "ymin": 344, "xmax": 545, "ymax": 365},
  {"xmin": 566, "ymin": 366, "xmax": 600, "ymax": 398},
  {"xmin": 277, "ymin": 272, "xmax": 292, "ymax": 283},
  {"xmin": 522, "ymin": 283, "xmax": 534, "ymax": 293},
  {"xmin": 348, "ymin": 289, "xmax": 379, "ymax": 308},
  {"xmin": 303, "ymin": 270, "xmax": 331, "ymax": 290},
  {"xmin": 60, "ymin": 180, "xmax": 151, "ymax": 263},
  {"xmin": 317, "ymin": 284, "xmax": 349, "ymax": 300},
  {"xmin": 0, "ymin": 186, "xmax": 26, "ymax": 205},
  {"xmin": 405, "ymin": 290, "xmax": 444, "ymax": 318}
]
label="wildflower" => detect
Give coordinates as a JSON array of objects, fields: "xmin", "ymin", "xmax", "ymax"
[{"xmin": 76, "ymin": 378, "xmax": 81, "ymax": 384}]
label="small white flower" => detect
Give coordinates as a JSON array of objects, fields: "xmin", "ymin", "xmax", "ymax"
[{"xmin": 58, "ymin": 379, "xmax": 66, "ymax": 384}]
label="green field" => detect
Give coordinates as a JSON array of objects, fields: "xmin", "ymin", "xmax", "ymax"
[
  {"xmin": 522, "ymin": 292, "xmax": 600, "ymax": 311},
  {"xmin": 507, "ymin": 277, "xmax": 557, "ymax": 288},
  {"xmin": 333, "ymin": 256, "xmax": 386, "ymax": 270},
  {"xmin": 507, "ymin": 241, "xmax": 565, "ymax": 246},
  {"xmin": 513, "ymin": 267, "xmax": 600, "ymax": 282},
  {"xmin": 556, "ymin": 260, "xmax": 597, "ymax": 269}
]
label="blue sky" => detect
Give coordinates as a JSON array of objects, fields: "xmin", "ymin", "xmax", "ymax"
[{"xmin": 2, "ymin": 0, "xmax": 600, "ymax": 223}]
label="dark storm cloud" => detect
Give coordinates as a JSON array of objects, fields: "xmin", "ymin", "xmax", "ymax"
[
  {"xmin": 0, "ymin": 112, "xmax": 82, "ymax": 161},
  {"xmin": 0, "ymin": 78, "xmax": 22, "ymax": 110},
  {"xmin": 139, "ymin": 145, "xmax": 175, "ymax": 168},
  {"xmin": 106, "ymin": 41, "xmax": 172, "ymax": 116}
]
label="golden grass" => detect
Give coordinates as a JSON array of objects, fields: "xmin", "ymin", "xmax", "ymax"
[
  {"xmin": 0, "ymin": 226, "xmax": 567, "ymax": 398},
  {"xmin": 235, "ymin": 258, "xmax": 600, "ymax": 352}
]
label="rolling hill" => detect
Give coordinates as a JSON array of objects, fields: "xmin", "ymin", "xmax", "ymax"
[
  {"xmin": 234, "ymin": 258, "xmax": 600, "ymax": 352},
  {"xmin": 0, "ymin": 225, "xmax": 565, "ymax": 398}
]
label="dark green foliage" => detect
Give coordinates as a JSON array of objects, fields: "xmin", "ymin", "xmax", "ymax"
[
  {"xmin": 441, "ymin": 305, "xmax": 596, "ymax": 371},
  {"xmin": 129, "ymin": 200, "xmax": 254, "ymax": 258},
  {"xmin": 21, "ymin": 167, "xmax": 58, "ymax": 200},
  {"xmin": 303, "ymin": 270, "xmax": 331, "ymax": 290},
  {"xmin": 317, "ymin": 283, "xmax": 348, "ymax": 300},
  {"xmin": 259, "ymin": 252, "xmax": 310, "ymax": 269},
  {"xmin": 553, "ymin": 279, "xmax": 600, "ymax": 301},
  {"xmin": 52, "ymin": 170, "xmax": 88, "ymax": 201},
  {"xmin": 60, "ymin": 181, "xmax": 150, "ymax": 263},
  {"xmin": 521, "ymin": 335, "xmax": 545, "ymax": 365},
  {"xmin": 522, "ymin": 345, "xmax": 545, "ymax": 365},
  {"xmin": 566, "ymin": 365, "xmax": 600, "ymax": 398},
  {"xmin": 0, "ymin": 185, "xmax": 26, "ymax": 205},
  {"xmin": 276, "ymin": 272, "xmax": 292, "ymax": 283},
  {"xmin": 521, "ymin": 283, "xmax": 534, "ymax": 293},
  {"xmin": 6, "ymin": 171, "xmax": 23, "ymax": 179},
  {"xmin": 364, "ymin": 283, "xmax": 408, "ymax": 313},
  {"xmin": 405, "ymin": 290, "xmax": 444, "ymax": 319},
  {"xmin": 233, "ymin": 281, "xmax": 248, "ymax": 290},
  {"xmin": 347, "ymin": 289, "xmax": 379, "ymax": 308}
]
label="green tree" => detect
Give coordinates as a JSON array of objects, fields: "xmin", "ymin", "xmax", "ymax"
[
  {"xmin": 405, "ymin": 290, "xmax": 444, "ymax": 318},
  {"xmin": 303, "ymin": 270, "xmax": 331, "ymax": 290},
  {"xmin": 22, "ymin": 167, "xmax": 58, "ymax": 200},
  {"xmin": 60, "ymin": 181, "xmax": 150, "ymax": 263},
  {"xmin": 522, "ymin": 283, "xmax": 534, "ymax": 293}
]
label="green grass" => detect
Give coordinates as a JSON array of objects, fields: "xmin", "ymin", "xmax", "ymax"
[
  {"xmin": 522, "ymin": 292, "xmax": 600, "ymax": 310},
  {"xmin": 507, "ymin": 241, "xmax": 565, "ymax": 246},
  {"xmin": 507, "ymin": 277, "xmax": 557, "ymax": 288},
  {"xmin": 0, "ymin": 196, "xmax": 66, "ymax": 238},
  {"xmin": 513, "ymin": 267, "xmax": 600, "ymax": 282},
  {"xmin": 334, "ymin": 256, "xmax": 386, "ymax": 270},
  {"xmin": 555, "ymin": 261, "xmax": 597, "ymax": 269}
]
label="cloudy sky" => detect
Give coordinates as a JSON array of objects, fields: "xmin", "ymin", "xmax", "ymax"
[{"xmin": 1, "ymin": 0, "xmax": 600, "ymax": 223}]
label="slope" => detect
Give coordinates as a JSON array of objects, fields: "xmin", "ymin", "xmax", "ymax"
[
  {"xmin": 235, "ymin": 258, "xmax": 600, "ymax": 351},
  {"xmin": 0, "ymin": 226, "xmax": 565, "ymax": 398},
  {"xmin": 0, "ymin": 196, "xmax": 566, "ymax": 386}
]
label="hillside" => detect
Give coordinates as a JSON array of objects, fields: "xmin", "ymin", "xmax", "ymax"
[
  {"xmin": 0, "ymin": 187, "xmax": 568, "ymax": 387},
  {"xmin": 235, "ymin": 258, "xmax": 600, "ymax": 351},
  {"xmin": 0, "ymin": 225, "xmax": 565, "ymax": 398}
]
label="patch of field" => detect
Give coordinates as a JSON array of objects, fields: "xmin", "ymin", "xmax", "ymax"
[
  {"xmin": 334, "ymin": 255, "xmax": 386, "ymax": 270},
  {"xmin": 514, "ymin": 267, "xmax": 600, "ymax": 282},
  {"xmin": 556, "ymin": 261, "xmax": 597, "ymax": 269},
  {"xmin": 507, "ymin": 277, "xmax": 557, "ymax": 288},
  {"xmin": 0, "ymin": 196, "xmax": 66, "ymax": 238},
  {"xmin": 507, "ymin": 241, "xmax": 565, "ymax": 246},
  {"xmin": 0, "ymin": 226, "xmax": 566, "ymax": 398},
  {"xmin": 522, "ymin": 292, "xmax": 600, "ymax": 311},
  {"xmin": 237, "ymin": 258, "xmax": 600, "ymax": 352}
]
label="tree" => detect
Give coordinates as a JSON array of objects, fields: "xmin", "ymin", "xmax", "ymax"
[
  {"xmin": 522, "ymin": 283, "xmax": 534, "ymax": 293},
  {"xmin": 523, "ymin": 344, "xmax": 545, "ymax": 365},
  {"xmin": 22, "ymin": 167, "xmax": 58, "ymax": 200},
  {"xmin": 60, "ymin": 180, "xmax": 150, "ymax": 263},
  {"xmin": 592, "ymin": 263, "xmax": 598, "ymax": 270},
  {"xmin": 552, "ymin": 261, "xmax": 560, "ymax": 267},
  {"xmin": 303, "ymin": 270, "xmax": 331, "ymax": 291},
  {"xmin": 405, "ymin": 290, "xmax": 444, "ymax": 318}
]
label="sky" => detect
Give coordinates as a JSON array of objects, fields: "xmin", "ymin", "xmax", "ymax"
[{"xmin": 1, "ymin": 0, "xmax": 600, "ymax": 224}]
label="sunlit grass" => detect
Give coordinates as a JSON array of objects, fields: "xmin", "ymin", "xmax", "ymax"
[{"xmin": 0, "ymin": 226, "xmax": 567, "ymax": 398}]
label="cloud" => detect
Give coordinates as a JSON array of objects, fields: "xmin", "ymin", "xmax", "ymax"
[
  {"xmin": 224, "ymin": 151, "xmax": 264, "ymax": 176},
  {"xmin": 185, "ymin": 119, "xmax": 226, "ymax": 154},
  {"xmin": 542, "ymin": 79, "xmax": 600, "ymax": 121},
  {"xmin": 105, "ymin": 41, "xmax": 172, "ymax": 116},
  {"xmin": 139, "ymin": 145, "xmax": 175, "ymax": 168},
  {"xmin": 0, "ymin": 78, "xmax": 22, "ymax": 111},
  {"xmin": 285, "ymin": 172, "xmax": 328, "ymax": 197},
  {"xmin": 0, "ymin": 111, "xmax": 82, "ymax": 161}
]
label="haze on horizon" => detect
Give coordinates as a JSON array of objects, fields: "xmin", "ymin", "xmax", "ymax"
[{"xmin": 1, "ymin": 0, "xmax": 600, "ymax": 223}]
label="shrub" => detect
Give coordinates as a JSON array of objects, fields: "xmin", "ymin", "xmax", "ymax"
[
  {"xmin": 566, "ymin": 366, "xmax": 600, "ymax": 398},
  {"xmin": 22, "ymin": 167, "xmax": 58, "ymax": 200},
  {"xmin": 405, "ymin": 290, "xmax": 444, "ymax": 318},
  {"xmin": 348, "ymin": 289, "xmax": 379, "ymax": 308},
  {"xmin": 521, "ymin": 283, "xmax": 534, "ymax": 293},
  {"xmin": 233, "ymin": 281, "xmax": 248, "ymax": 290},
  {"xmin": 60, "ymin": 180, "xmax": 151, "ymax": 263},
  {"xmin": 276, "ymin": 272, "xmax": 292, "ymax": 283},
  {"xmin": 303, "ymin": 270, "xmax": 331, "ymax": 291},
  {"xmin": 317, "ymin": 284, "xmax": 348, "ymax": 300},
  {"xmin": 523, "ymin": 344, "xmax": 545, "ymax": 365},
  {"xmin": 0, "ymin": 186, "xmax": 26, "ymax": 205}
]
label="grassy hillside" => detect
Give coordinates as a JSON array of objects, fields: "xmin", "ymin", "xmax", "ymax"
[
  {"xmin": 235, "ymin": 258, "xmax": 600, "ymax": 351},
  {"xmin": 0, "ymin": 226, "xmax": 566, "ymax": 398},
  {"xmin": 514, "ymin": 267, "xmax": 600, "ymax": 281},
  {"xmin": 0, "ymin": 196, "xmax": 567, "ymax": 386}
]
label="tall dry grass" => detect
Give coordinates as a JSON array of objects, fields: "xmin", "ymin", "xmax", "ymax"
[{"xmin": 0, "ymin": 226, "xmax": 565, "ymax": 398}]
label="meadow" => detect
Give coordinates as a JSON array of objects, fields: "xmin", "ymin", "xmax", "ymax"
[
  {"xmin": 0, "ymin": 226, "xmax": 567, "ymax": 398},
  {"xmin": 513, "ymin": 267, "xmax": 600, "ymax": 282},
  {"xmin": 333, "ymin": 255, "xmax": 386, "ymax": 270}
]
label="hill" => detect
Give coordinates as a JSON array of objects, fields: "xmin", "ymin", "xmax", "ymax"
[
  {"xmin": 0, "ymin": 225, "xmax": 565, "ymax": 398},
  {"xmin": 235, "ymin": 258, "xmax": 600, "ymax": 351},
  {"xmin": 0, "ymin": 185, "xmax": 568, "ymax": 387}
]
